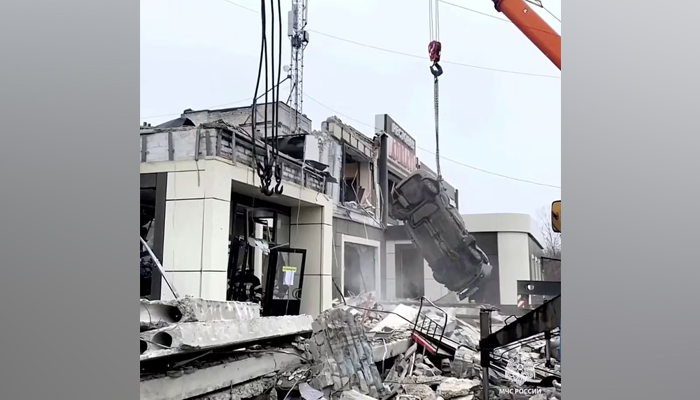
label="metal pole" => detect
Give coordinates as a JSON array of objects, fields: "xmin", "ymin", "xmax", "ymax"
[
  {"xmin": 140, "ymin": 236, "xmax": 179, "ymax": 299},
  {"xmin": 479, "ymin": 309, "xmax": 491, "ymax": 400},
  {"xmin": 544, "ymin": 330, "xmax": 553, "ymax": 368},
  {"xmin": 378, "ymin": 132, "xmax": 389, "ymax": 297},
  {"xmin": 378, "ymin": 133, "xmax": 389, "ymax": 225}
]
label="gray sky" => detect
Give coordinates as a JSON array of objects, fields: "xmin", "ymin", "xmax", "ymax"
[{"xmin": 141, "ymin": 0, "xmax": 561, "ymax": 219}]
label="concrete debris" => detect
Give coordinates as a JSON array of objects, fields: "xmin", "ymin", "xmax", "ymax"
[
  {"xmin": 370, "ymin": 304, "xmax": 418, "ymax": 334},
  {"xmin": 336, "ymin": 295, "xmax": 561, "ymax": 400},
  {"xmin": 190, "ymin": 375, "xmax": 276, "ymax": 400},
  {"xmin": 299, "ymin": 382, "xmax": 326, "ymax": 400},
  {"xmin": 140, "ymin": 297, "xmax": 260, "ymax": 330},
  {"xmin": 141, "ymin": 294, "xmax": 561, "ymax": 400},
  {"xmin": 140, "ymin": 314, "xmax": 313, "ymax": 360},
  {"xmin": 402, "ymin": 383, "xmax": 439, "ymax": 400},
  {"xmin": 277, "ymin": 365, "xmax": 313, "ymax": 393},
  {"xmin": 140, "ymin": 349, "xmax": 303, "ymax": 400},
  {"xmin": 437, "ymin": 378, "xmax": 479, "ymax": 400},
  {"xmin": 306, "ymin": 306, "xmax": 384, "ymax": 399},
  {"xmin": 339, "ymin": 390, "xmax": 377, "ymax": 400}
]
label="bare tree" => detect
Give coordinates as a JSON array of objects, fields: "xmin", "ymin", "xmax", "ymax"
[{"xmin": 537, "ymin": 206, "xmax": 561, "ymax": 281}]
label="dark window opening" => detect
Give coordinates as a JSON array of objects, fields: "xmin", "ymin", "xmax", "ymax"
[
  {"xmin": 140, "ymin": 173, "xmax": 166, "ymax": 300},
  {"xmin": 140, "ymin": 188, "xmax": 156, "ymax": 298},
  {"xmin": 395, "ymin": 245, "xmax": 425, "ymax": 299},
  {"xmin": 343, "ymin": 153, "xmax": 360, "ymax": 203}
]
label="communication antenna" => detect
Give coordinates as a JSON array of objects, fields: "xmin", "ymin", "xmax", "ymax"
[{"xmin": 288, "ymin": 0, "xmax": 309, "ymax": 134}]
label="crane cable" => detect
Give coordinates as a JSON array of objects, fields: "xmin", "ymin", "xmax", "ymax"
[
  {"xmin": 251, "ymin": 0, "xmax": 270, "ymax": 194},
  {"xmin": 428, "ymin": 0, "xmax": 443, "ymax": 185},
  {"xmin": 251, "ymin": 0, "xmax": 284, "ymax": 196}
]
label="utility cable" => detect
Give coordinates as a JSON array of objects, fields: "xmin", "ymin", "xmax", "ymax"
[
  {"xmin": 309, "ymin": 29, "xmax": 558, "ymax": 79},
  {"xmin": 272, "ymin": 0, "xmax": 284, "ymax": 195},
  {"xmin": 215, "ymin": 0, "xmax": 560, "ymax": 79},
  {"xmin": 140, "ymin": 78, "xmax": 288, "ymax": 120},
  {"xmin": 542, "ymin": 6, "xmax": 561, "ymax": 23},
  {"xmin": 438, "ymin": 1, "xmax": 561, "ymax": 36}
]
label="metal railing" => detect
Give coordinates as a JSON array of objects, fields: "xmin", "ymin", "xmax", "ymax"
[{"xmin": 412, "ymin": 296, "xmax": 448, "ymax": 347}]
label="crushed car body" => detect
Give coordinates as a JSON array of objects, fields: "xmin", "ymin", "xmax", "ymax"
[{"xmin": 390, "ymin": 169, "xmax": 492, "ymax": 299}]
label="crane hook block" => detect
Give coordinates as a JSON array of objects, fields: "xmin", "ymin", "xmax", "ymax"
[{"xmin": 428, "ymin": 41, "xmax": 442, "ymax": 63}]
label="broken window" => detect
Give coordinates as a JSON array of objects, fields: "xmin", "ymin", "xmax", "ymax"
[
  {"xmin": 394, "ymin": 245, "xmax": 425, "ymax": 299},
  {"xmin": 343, "ymin": 243, "xmax": 377, "ymax": 296},
  {"xmin": 340, "ymin": 147, "xmax": 376, "ymax": 210}
]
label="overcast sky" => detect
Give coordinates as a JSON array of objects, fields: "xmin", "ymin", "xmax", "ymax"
[{"xmin": 141, "ymin": 0, "xmax": 561, "ymax": 220}]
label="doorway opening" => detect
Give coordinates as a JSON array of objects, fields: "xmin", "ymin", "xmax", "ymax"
[
  {"xmin": 341, "ymin": 236, "xmax": 380, "ymax": 297},
  {"xmin": 395, "ymin": 244, "xmax": 425, "ymax": 299}
]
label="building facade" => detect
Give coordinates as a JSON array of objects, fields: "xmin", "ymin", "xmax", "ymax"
[{"xmin": 139, "ymin": 105, "xmax": 335, "ymax": 316}]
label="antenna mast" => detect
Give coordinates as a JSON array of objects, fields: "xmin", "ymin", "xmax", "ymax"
[{"xmin": 288, "ymin": 0, "xmax": 309, "ymax": 134}]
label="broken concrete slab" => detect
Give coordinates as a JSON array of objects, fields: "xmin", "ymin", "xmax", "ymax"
[
  {"xmin": 371, "ymin": 337, "xmax": 411, "ymax": 363},
  {"xmin": 140, "ymin": 314, "xmax": 313, "ymax": 360},
  {"xmin": 370, "ymin": 304, "xmax": 418, "ymax": 334},
  {"xmin": 402, "ymin": 383, "xmax": 438, "ymax": 400},
  {"xmin": 437, "ymin": 378, "xmax": 479, "ymax": 400},
  {"xmin": 140, "ymin": 297, "xmax": 260, "ymax": 330},
  {"xmin": 140, "ymin": 350, "xmax": 303, "ymax": 400},
  {"xmin": 308, "ymin": 306, "xmax": 384, "ymax": 398},
  {"xmin": 189, "ymin": 375, "xmax": 276, "ymax": 400},
  {"xmin": 339, "ymin": 390, "xmax": 376, "ymax": 400}
]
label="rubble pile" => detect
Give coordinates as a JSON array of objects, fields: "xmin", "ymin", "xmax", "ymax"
[
  {"xmin": 140, "ymin": 297, "xmax": 316, "ymax": 400},
  {"xmin": 140, "ymin": 294, "xmax": 560, "ymax": 400},
  {"xmin": 320, "ymin": 294, "xmax": 562, "ymax": 400}
]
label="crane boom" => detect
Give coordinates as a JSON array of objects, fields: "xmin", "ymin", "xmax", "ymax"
[{"xmin": 494, "ymin": 0, "xmax": 561, "ymax": 70}]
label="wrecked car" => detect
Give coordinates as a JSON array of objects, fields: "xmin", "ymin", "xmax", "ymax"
[{"xmin": 390, "ymin": 169, "xmax": 492, "ymax": 299}]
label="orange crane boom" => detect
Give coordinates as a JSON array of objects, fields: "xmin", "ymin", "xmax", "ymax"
[{"xmin": 494, "ymin": 0, "xmax": 561, "ymax": 70}]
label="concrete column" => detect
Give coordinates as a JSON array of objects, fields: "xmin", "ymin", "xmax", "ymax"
[
  {"xmin": 290, "ymin": 203, "xmax": 333, "ymax": 317},
  {"xmin": 254, "ymin": 223, "xmax": 264, "ymax": 277},
  {"xmin": 497, "ymin": 232, "xmax": 531, "ymax": 305},
  {"xmin": 385, "ymin": 240, "xmax": 397, "ymax": 300},
  {"xmin": 161, "ymin": 163, "xmax": 231, "ymax": 301},
  {"xmin": 378, "ymin": 133, "xmax": 389, "ymax": 297}
]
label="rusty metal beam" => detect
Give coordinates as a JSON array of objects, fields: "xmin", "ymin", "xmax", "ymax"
[{"xmin": 480, "ymin": 295, "xmax": 561, "ymax": 351}]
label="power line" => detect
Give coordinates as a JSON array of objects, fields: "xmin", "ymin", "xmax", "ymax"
[
  {"xmin": 309, "ymin": 30, "xmax": 559, "ymax": 79},
  {"xmin": 215, "ymin": 0, "xmax": 560, "ymax": 79},
  {"xmin": 140, "ymin": 76, "xmax": 290, "ymax": 120},
  {"xmin": 438, "ymin": 1, "xmax": 560, "ymax": 35},
  {"xmin": 303, "ymin": 93, "xmax": 561, "ymax": 189},
  {"xmin": 220, "ymin": 0, "xmax": 257, "ymax": 13},
  {"xmin": 543, "ymin": 6, "xmax": 561, "ymax": 22},
  {"xmin": 142, "ymin": 91, "xmax": 561, "ymax": 189},
  {"xmin": 439, "ymin": 0, "xmax": 511, "ymax": 23}
]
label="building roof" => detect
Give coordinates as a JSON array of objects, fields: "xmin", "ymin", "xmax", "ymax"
[{"xmin": 154, "ymin": 117, "xmax": 195, "ymax": 129}]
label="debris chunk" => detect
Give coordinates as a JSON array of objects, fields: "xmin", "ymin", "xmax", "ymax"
[
  {"xmin": 403, "ymin": 383, "xmax": 438, "ymax": 400},
  {"xmin": 437, "ymin": 378, "xmax": 478, "ymax": 400},
  {"xmin": 339, "ymin": 389, "xmax": 377, "ymax": 400}
]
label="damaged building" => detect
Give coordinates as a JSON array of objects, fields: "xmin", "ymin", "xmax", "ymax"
[{"xmin": 140, "ymin": 102, "xmax": 561, "ymax": 399}]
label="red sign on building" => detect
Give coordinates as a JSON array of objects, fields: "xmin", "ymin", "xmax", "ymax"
[
  {"xmin": 390, "ymin": 139, "xmax": 416, "ymax": 172},
  {"xmin": 378, "ymin": 114, "xmax": 417, "ymax": 173}
]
